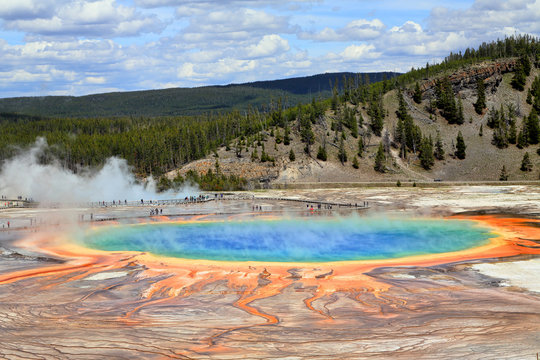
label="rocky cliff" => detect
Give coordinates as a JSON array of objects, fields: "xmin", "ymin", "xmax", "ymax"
[{"xmin": 419, "ymin": 59, "xmax": 517, "ymax": 99}]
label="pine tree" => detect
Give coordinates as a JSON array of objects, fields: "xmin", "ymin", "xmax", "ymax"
[
  {"xmin": 352, "ymin": 156, "xmax": 359, "ymax": 169},
  {"xmin": 492, "ymin": 121, "xmax": 509, "ymax": 149},
  {"xmin": 251, "ymin": 149, "xmax": 258, "ymax": 161},
  {"xmin": 521, "ymin": 54, "xmax": 531, "ymax": 76},
  {"xmin": 419, "ymin": 136, "xmax": 435, "ymax": 170},
  {"xmin": 396, "ymin": 90, "xmax": 408, "ymax": 121},
  {"xmin": 474, "ymin": 78, "xmax": 486, "ymax": 114},
  {"xmin": 521, "ymin": 152, "xmax": 533, "ymax": 171},
  {"xmin": 299, "ymin": 114, "xmax": 315, "ymax": 155},
  {"xmin": 413, "ymin": 82, "xmax": 422, "ymax": 104},
  {"xmin": 479, "ymin": 123, "xmax": 484, "ymax": 137},
  {"xmin": 517, "ymin": 129, "xmax": 528, "ymax": 149},
  {"xmin": 368, "ymin": 94, "xmax": 384, "ymax": 136},
  {"xmin": 400, "ymin": 127, "xmax": 407, "ymax": 159},
  {"xmin": 527, "ymin": 108, "xmax": 539, "ymax": 144},
  {"xmin": 383, "ymin": 129, "xmax": 391, "ymax": 154},
  {"xmin": 508, "ymin": 122, "xmax": 517, "ymax": 144},
  {"xmin": 527, "ymin": 89, "xmax": 533, "ymax": 105},
  {"xmin": 350, "ymin": 113, "xmax": 358, "ymax": 138},
  {"xmin": 234, "ymin": 140, "xmax": 243, "ymax": 158},
  {"xmin": 316, "ymin": 145, "xmax": 327, "ymax": 161},
  {"xmin": 338, "ymin": 137, "xmax": 347, "ymax": 164},
  {"xmin": 289, "ymin": 149, "xmax": 295, "ymax": 161},
  {"xmin": 395, "ymin": 117, "xmax": 404, "ymax": 144},
  {"xmin": 275, "ymin": 128, "xmax": 282, "ymax": 144},
  {"xmin": 374, "ymin": 142, "xmax": 386, "ymax": 173},
  {"xmin": 358, "ymin": 137, "xmax": 364, "ymax": 157},
  {"xmin": 403, "ymin": 115, "xmax": 422, "ymax": 153},
  {"xmin": 358, "ymin": 112, "xmax": 364, "ymax": 127},
  {"xmin": 456, "ymin": 98, "xmax": 465, "ymax": 125},
  {"xmin": 434, "ymin": 132, "xmax": 445, "ymax": 160},
  {"xmin": 370, "ymin": 107, "xmax": 384, "ymax": 136},
  {"xmin": 436, "ymin": 77, "xmax": 459, "ymax": 124},
  {"xmin": 283, "ymin": 126, "xmax": 291, "ymax": 145},
  {"xmin": 511, "ymin": 66, "xmax": 526, "ymax": 91},
  {"xmin": 331, "ymin": 83, "xmax": 339, "ymax": 111},
  {"xmin": 499, "ymin": 165, "xmax": 509, "ymax": 181},
  {"xmin": 487, "ymin": 106, "xmax": 499, "ymax": 128},
  {"xmin": 455, "ymin": 131, "xmax": 466, "ymax": 159}
]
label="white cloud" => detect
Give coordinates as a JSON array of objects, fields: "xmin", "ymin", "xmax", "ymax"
[
  {"xmin": 84, "ymin": 76, "xmax": 107, "ymax": 84},
  {"xmin": 382, "ymin": 20, "xmax": 469, "ymax": 56},
  {"xmin": 136, "ymin": 0, "xmax": 317, "ymax": 8},
  {"xmin": 178, "ymin": 8, "xmax": 291, "ymax": 42},
  {"xmin": 0, "ymin": 69, "xmax": 52, "ymax": 83},
  {"xmin": 246, "ymin": 34, "xmax": 290, "ymax": 58},
  {"xmin": 0, "ymin": 0, "xmax": 58, "ymax": 20},
  {"xmin": 429, "ymin": 0, "xmax": 540, "ymax": 35},
  {"xmin": 340, "ymin": 44, "xmax": 380, "ymax": 60},
  {"xmin": 300, "ymin": 19, "xmax": 384, "ymax": 42},
  {"xmin": 1, "ymin": 0, "xmax": 165, "ymax": 37},
  {"xmin": 389, "ymin": 21, "xmax": 422, "ymax": 33},
  {"xmin": 471, "ymin": 0, "xmax": 532, "ymax": 11},
  {"xmin": 177, "ymin": 62, "xmax": 196, "ymax": 78}
]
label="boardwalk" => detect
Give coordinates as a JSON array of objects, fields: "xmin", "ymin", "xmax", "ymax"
[
  {"xmin": 0, "ymin": 194, "xmax": 369, "ymax": 230},
  {"xmin": 0, "ymin": 198, "xmax": 36, "ymax": 209},
  {"xmin": 85, "ymin": 194, "xmax": 368, "ymax": 210},
  {"xmin": 1, "ymin": 193, "xmax": 369, "ymax": 210}
]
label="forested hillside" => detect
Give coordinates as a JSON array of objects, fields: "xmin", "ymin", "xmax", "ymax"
[
  {"xmin": 1, "ymin": 35, "xmax": 539, "ymax": 190},
  {"xmin": 0, "ymin": 72, "xmax": 398, "ymax": 118},
  {"xmin": 236, "ymin": 72, "xmax": 399, "ymax": 94}
]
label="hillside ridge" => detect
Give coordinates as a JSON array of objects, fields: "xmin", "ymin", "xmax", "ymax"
[
  {"xmin": 0, "ymin": 72, "xmax": 399, "ymax": 118},
  {"xmin": 168, "ymin": 57, "xmax": 539, "ymax": 187}
]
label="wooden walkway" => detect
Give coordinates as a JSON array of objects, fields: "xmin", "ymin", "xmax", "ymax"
[
  {"xmin": 1, "ymin": 194, "xmax": 368, "ymax": 210},
  {"xmin": 242, "ymin": 196, "xmax": 369, "ymax": 209}
]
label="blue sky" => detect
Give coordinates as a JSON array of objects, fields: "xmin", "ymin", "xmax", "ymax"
[{"xmin": 0, "ymin": 0, "xmax": 538, "ymax": 97}]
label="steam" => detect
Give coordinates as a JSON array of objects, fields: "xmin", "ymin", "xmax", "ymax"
[{"xmin": 0, "ymin": 138, "xmax": 197, "ymax": 204}]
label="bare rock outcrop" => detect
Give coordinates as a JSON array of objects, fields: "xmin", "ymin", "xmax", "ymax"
[{"xmin": 418, "ymin": 59, "xmax": 517, "ymax": 99}]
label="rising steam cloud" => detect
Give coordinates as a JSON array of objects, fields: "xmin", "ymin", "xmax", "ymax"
[{"xmin": 0, "ymin": 138, "xmax": 197, "ymax": 203}]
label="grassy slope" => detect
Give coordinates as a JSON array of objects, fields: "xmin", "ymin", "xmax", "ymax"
[
  {"xmin": 177, "ymin": 63, "xmax": 540, "ymax": 183},
  {"xmin": 385, "ymin": 68, "xmax": 540, "ymax": 182}
]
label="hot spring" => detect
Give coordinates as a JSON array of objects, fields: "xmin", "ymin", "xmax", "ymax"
[{"xmin": 79, "ymin": 217, "xmax": 495, "ymax": 263}]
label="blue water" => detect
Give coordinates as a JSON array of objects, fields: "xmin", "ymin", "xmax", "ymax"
[{"xmin": 80, "ymin": 217, "xmax": 494, "ymax": 262}]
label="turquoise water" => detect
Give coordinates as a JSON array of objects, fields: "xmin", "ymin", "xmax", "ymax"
[{"xmin": 81, "ymin": 217, "xmax": 494, "ymax": 262}]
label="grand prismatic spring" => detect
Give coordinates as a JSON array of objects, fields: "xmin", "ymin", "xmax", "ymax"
[
  {"xmin": 81, "ymin": 217, "xmax": 494, "ymax": 263},
  {"xmin": 0, "ymin": 187, "xmax": 540, "ymax": 359}
]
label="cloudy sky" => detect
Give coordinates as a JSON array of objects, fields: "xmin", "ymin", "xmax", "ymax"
[{"xmin": 0, "ymin": 0, "xmax": 539, "ymax": 97}]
